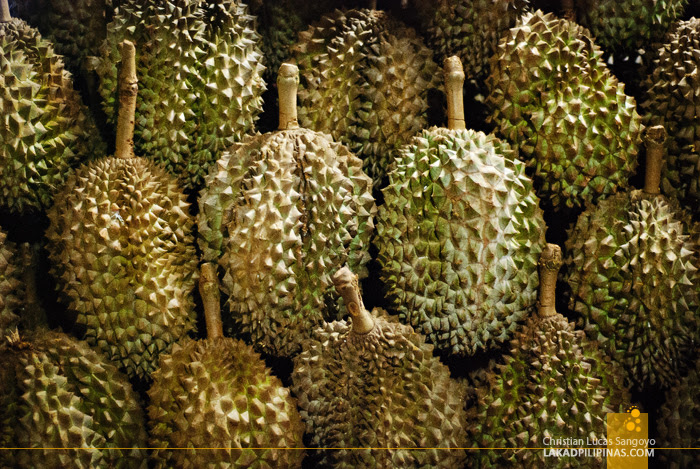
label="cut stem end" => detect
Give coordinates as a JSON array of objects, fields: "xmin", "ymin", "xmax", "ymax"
[
  {"xmin": 199, "ymin": 263, "xmax": 223, "ymax": 340},
  {"xmin": 115, "ymin": 40, "xmax": 138, "ymax": 159},
  {"xmin": 0, "ymin": 0, "xmax": 10, "ymax": 22},
  {"xmin": 332, "ymin": 266, "xmax": 374, "ymax": 334},
  {"xmin": 278, "ymin": 63, "xmax": 299, "ymax": 130},
  {"xmin": 537, "ymin": 244, "xmax": 562, "ymax": 317},
  {"xmin": 643, "ymin": 125, "xmax": 667, "ymax": 195},
  {"xmin": 444, "ymin": 56, "xmax": 466, "ymax": 131}
]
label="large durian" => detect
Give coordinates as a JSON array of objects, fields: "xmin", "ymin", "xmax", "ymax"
[
  {"xmin": 0, "ymin": 0, "xmax": 103, "ymax": 213},
  {"xmin": 487, "ymin": 9, "xmax": 642, "ymax": 210},
  {"xmin": 467, "ymin": 244, "xmax": 630, "ymax": 468},
  {"xmin": 147, "ymin": 263, "xmax": 306, "ymax": 468},
  {"xmin": 564, "ymin": 126, "xmax": 700, "ymax": 390},
  {"xmin": 46, "ymin": 41, "xmax": 198, "ymax": 381},
  {"xmin": 198, "ymin": 63, "xmax": 375, "ymax": 357},
  {"xmin": 292, "ymin": 266, "xmax": 468, "ymax": 469},
  {"xmin": 95, "ymin": 0, "xmax": 266, "ymax": 191},
  {"xmin": 375, "ymin": 57, "xmax": 546, "ymax": 356},
  {"xmin": 292, "ymin": 6, "xmax": 440, "ymax": 188},
  {"xmin": 642, "ymin": 17, "xmax": 700, "ymax": 218},
  {"xmin": 0, "ymin": 226, "xmax": 20, "ymax": 335},
  {"xmin": 0, "ymin": 328, "xmax": 148, "ymax": 468}
]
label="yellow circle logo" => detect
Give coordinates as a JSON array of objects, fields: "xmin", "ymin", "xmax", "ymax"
[{"xmin": 624, "ymin": 406, "xmax": 642, "ymax": 432}]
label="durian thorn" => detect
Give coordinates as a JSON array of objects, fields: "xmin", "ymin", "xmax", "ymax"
[
  {"xmin": 643, "ymin": 125, "xmax": 667, "ymax": 195},
  {"xmin": 199, "ymin": 262, "xmax": 223, "ymax": 340},
  {"xmin": 537, "ymin": 244, "xmax": 562, "ymax": 317},
  {"xmin": 278, "ymin": 63, "xmax": 300, "ymax": 130},
  {"xmin": 561, "ymin": 0, "xmax": 576, "ymax": 22},
  {"xmin": 115, "ymin": 40, "xmax": 138, "ymax": 159},
  {"xmin": 5, "ymin": 327, "xmax": 30, "ymax": 350},
  {"xmin": 444, "ymin": 56, "xmax": 466, "ymax": 131},
  {"xmin": 0, "ymin": 0, "xmax": 10, "ymax": 22},
  {"xmin": 332, "ymin": 266, "xmax": 374, "ymax": 334}
]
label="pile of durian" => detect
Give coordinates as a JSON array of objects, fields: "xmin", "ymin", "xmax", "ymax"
[{"xmin": 1, "ymin": 0, "xmax": 699, "ymax": 467}]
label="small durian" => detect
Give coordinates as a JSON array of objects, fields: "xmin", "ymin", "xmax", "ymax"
[
  {"xmin": 46, "ymin": 41, "xmax": 198, "ymax": 381},
  {"xmin": 292, "ymin": 266, "xmax": 468, "ymax": 468},
  {"xmin": 0, "ymin": 226, "xmax": 20, "ymax": 335},
  {"xmin": 467, "ymin": 244, "xmax": 630, "ymax": 468},
  {"xmin": 487, "ymin": 10, "xmax": 642, "ymax": 210},
  {"xmin": 375, "ymin": 56, "xmax": 546, "ymax": 356},
  {"xmin": 564, "ymin": 126, "xmax": 700, "ymax": 390},
  {"xmin": 198, "ymin": 63, "xmax": 375, "ymax": 357},
  {"xmin": 0, "ymin": 328, "xmax": 148, "ymax": 468},
  {"xmin": 147, "ymin": 263, "xmax": 306, "ymax": 468}
]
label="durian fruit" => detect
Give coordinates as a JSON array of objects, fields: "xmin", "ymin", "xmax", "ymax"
[
  {"xmin": 564, "ymin": 126, "xmax": 700, "ymax": 390},
  {"xmin": 0, "ymin": 328, "xmax": 148, "ymax": 468},
  {"xmin": 292, "ymin": 266, "xmax": 468, "ymax": 469},
  {"xmin": 0, "ymin": 0, "xmax": 104, "ymax": 213},
  {"xmin": 642, "ymin": 17, "xmax": 700, "ymax": 218},
  {"xmin": 657, "ymin": 359, "xmax": 700, "ymax": 469},
  {"xmin": 95, "ymin": 0, "xmax": 266, "ymax": 191},
  {"xmin": 467, "ymin": 244, "xmax": 630, "ymax": 468},
  {"xmin": 147, "ymin": 263, "xmax": 306, "ymax": 468},
  {"xmin": 198, "ymin": 63, "xmax": 375, "ymax": 357},
  {"xmin": 375, "ymin": 56, "xmax": 546, "ymax": 356},
  {"xmin": 46, "ymin": 41, "xmax": 198, "ymax": 381},
  {"xmin": 292, "ymin": 6, "xmax": 440, "ymax": 188},
  {"xmin": 0, "ymin": 227, "xmax": 20, "ymax": 335},
  {"xmin": 487, "ymin": 10, "xmax": 642, "ymax": 210}
]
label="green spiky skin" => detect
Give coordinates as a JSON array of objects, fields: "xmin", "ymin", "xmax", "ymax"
[
  {"xmin": 657, "ymin": 360, "xmax": 700, "ymax": 469},
  {"xmin": 375, "ymin": 128, "xmax": 545, "ymax": 356},
  {"xmin": 293, "ymin": 8, "xmax": 440, "ymax": 188},
  {"xmin": 46, "ymin": 157, "xmax": 198, "ymax": 380},
  {"xmin": 0, "ymin": 18, "xmax": 104, "ymax": 214},
  {"xmin": 487, "ymin": 10, "xmax": 642, "ymax": 210},
  {"xmin": 0, "ymin": 228, "xmax": 21, "ymax": 336},
  {"xmin": 565, "ymin": 190, "xmax": 700, "ymax": 390},
  {"xmin": 148, "ymin": 336, "xmax": 305, "ymax": 468},
  {"xmin": 642, "ymin": 18, "xmax": 700, "ymax": 218},
  {"xmin": 198, "ymin": 129, "xmax": 375, "ymax": 357},
  {"xmin": 0, "ymin": 330, "xmax": 147, "ymax": 468},
  {"xmin": 292, "ymin": 309, "xmax": 468, "ymax": 468},
  {"xmin": 95, "ymin": 0, "xmax": 266, "ymax": 191},
  {"xmin": 575, "ymin": 0, "xmax": 688, "ymax": 55},
  {"xmin": 467, "ymin": 312, "xmax": 629, "ymax": 468}
]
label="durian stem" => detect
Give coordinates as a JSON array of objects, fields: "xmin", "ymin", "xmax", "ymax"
[
  {"xmin": 369, "ymin": 0, "xmax": 377, "ymax": 10},
  {"xmin": 562, "ymin": 0, "xmax": 575, "ymax": 21},
  {"xmin": 20, "ymin": 243, "xmax": 48, "ymax": 330},
  {"xmin": 643, "ymin": 125, "xmax": 667, "ymax": 195},
  {"xmin": 537, "ymin": 244, "xmax": 562, "ymax": 317},
  {"xmin": 278, "ymin": 63, "xmax": 299, "ymax": 130},
  {"xmin": 0, "ymin": 0, "xmax": 10, "ymax": 22},
  {"xmin": 332, "ymin": 266, "xmax": 374, "ymax": 334},
  {"xmin": 115, "ymin": 40, "xmax": 138, "ymax": 159},
  {"xmin": 444, "ymin": 56, "xmax": 466, "ymax": 131},
  {"xmin": 199, "ymin": 263, "xmax": 223, "ymax": 340}
]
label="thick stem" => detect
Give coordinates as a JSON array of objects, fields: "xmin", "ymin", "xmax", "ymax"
[
  {"xmin": 20, "ymin": 243, "xmax": 48, "ymax": 330},
  {"xmin": 444, "ymin": 56, "xmax": 466, "ymax": 131},
  {"xmin": 643, "ymin": 125, "xmax": 667, "ymax": 195},
  {"xmin": 0, "ymin": 0, "xmax": 10, "ymax": 22},
  {"xmin": 115, "ymin": 40, "xmax": 138, "ymax": 159},
  {"xmin": 277, "ymin": 63, "xmax": 299, "ymax": 130},
  {"xmin": 332, "ymin": 266, "xmax": 374, "ymax": 334},
  {"xmin": 562, "ymin": 0, "xmax": 575, "ymax": 22},
  {"xmin": 537, "ymin": 244, "xmax": 562, "ymax": 317},
  {"xmin": 199, "ymin": 263, "xmax": 223, "ymax": 340},
  {"xmin": 369, "ymin": 0, "xmax": 377, "ymax": 10}
]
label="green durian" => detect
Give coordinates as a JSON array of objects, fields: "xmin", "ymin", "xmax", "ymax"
[
  {"xmin": 0, "ymin": 328, "xmax": 148, "ymax": 469},
  {"xmin": 564, "ymin": 126, "xmax": 700, "ymax": 390},
  {"xmin": 46, "ymin": 41, "xmax": 198, "ymax": 381},
  {"xmin": 95, "ymin": 0, "xmax": 266, "ymax": 191},
  {"xmin": 487, "ymin": 9, "xmax": 642, "ymax": 210},
  {"xmin": 375, "ymin": 57, "xmax": 546, "ymax": 356},
  {"xmin": 467, "ymin": 244, "xmax": 630, "ymax": 468},
  {"xmin": 0, "ymin": 227, "xmax": 20, "ymax": 335},
  {"xmin": 198, "ymin": 63, "xmax": 376, "ymax": 357},
  {"xmin": 292, "ymin": 266, "xmax": 468, "ymax": 469}
]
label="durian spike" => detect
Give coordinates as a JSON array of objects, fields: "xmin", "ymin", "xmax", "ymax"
[
  {"xmin": 562, "ymin": 0, "xmax": 575, "ymax": 22},
  {"xmin": 115, "ymin": 40, "xmax": 138, "ymax": 159},
  {"xmin": 278, "ymin": 63, "xmax": 299, "ymax": 131},
  {"xmin": 199, "ymin": 262, "xmax": 223, "ymax": 340},
  {"xmin": 643, "ymin": 125, "xmax": 667, "ymax": 195},
  {"xmin": 444, "ymin": 56, "xmax": 466, "ymax": 131},
  {"xmin": 0, "ymin": 0, "xmax": 10, "ymax": 22},
  {"xmin": 332, "ymin": 266, "xmax": 374, "ymax": 334},
  {"xmin": 537, "ymin": 243, "xmax": 562, "ymax": 317}
]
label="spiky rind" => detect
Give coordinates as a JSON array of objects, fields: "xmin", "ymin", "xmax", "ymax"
[
  {"xmin": 487, "ymin": 10, "xmax": 641, "ymax": 210},
  {"xmin": 375, "ymin": 127, "xmax": 545, "ymax": 356},
  {"xmin": 467, "ymin": 313, "xmax": 629, "ymax": 468},
  {"xmin": 46, "ymin": 157, "xmax": 198, "ymax": 380},
  {"xmin": 293, "ymin": 8, "xmax": 440, "ymax": 187},
  {"xmin": 148, "ymin": 336, "xmax": 305, "ymax": 468},
  {"xmin": 292, "ymin": 309, "xmax": 468, "ymax": 468},
  {"xmin": 198, "ymin": 129, "xmax": 376, "ymax": 357},
  {"xmin": 251, "ymin": 0, "xmax": 305, "ymax": 83},
  {"xmin": 0, "ymin": 330, "xmax": 147, "ymax": 468},
  {"xmin": 96, "ymin": 0, "xmax": 266, "ymax": 191},
  {"xmin": 565, "ymin": 190, "xmax": 700, "ymax": 389},
  {"xmin": 0, "ymin": 228, "xmax": 21, "ymax": 336}
]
